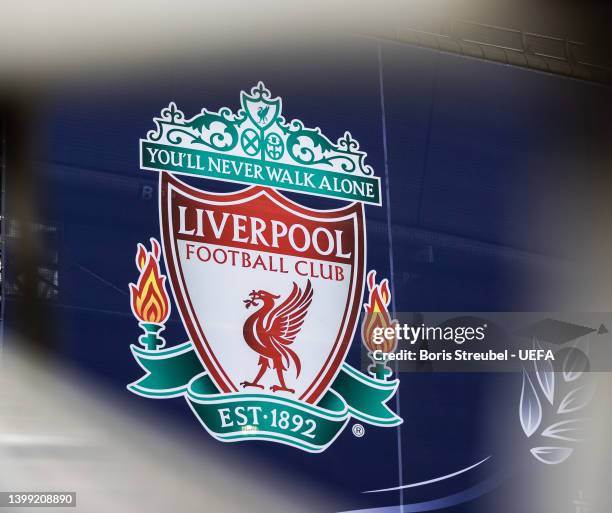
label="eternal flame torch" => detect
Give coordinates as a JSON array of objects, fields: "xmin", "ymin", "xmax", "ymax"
[
  {"xmin": 361, "ymin": 270, "xmax": 398, "ymax": 380},
  {"xmin": 129, "ymin": 238, "xmax": 171, "ymax": 351}
]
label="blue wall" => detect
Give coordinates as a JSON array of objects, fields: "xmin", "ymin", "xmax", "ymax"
[{"xmin": 7, "ymin": 36, "xmax": 610, "ymax": 512}]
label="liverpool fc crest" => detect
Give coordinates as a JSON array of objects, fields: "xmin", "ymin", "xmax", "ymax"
[{"xmin": 128, "ymin": 83, "xmax": 401, "ymax": 452}]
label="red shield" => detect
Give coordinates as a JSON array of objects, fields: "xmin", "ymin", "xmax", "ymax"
[{"xmin": 160, "ymin": 173, "xmax": 365, "ymax": 404}]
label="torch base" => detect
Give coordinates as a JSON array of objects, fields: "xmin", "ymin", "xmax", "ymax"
[
  {"xmin": 138, "ymin": 322, "xmax": 166, "ymax": 351},
  {"xmin": 367, "ymin": 360, "xmax": 393, "ymax": 381}
]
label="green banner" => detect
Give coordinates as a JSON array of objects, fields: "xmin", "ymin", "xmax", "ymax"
[
  {"xmin": 128, "ymin": 342, "xmax": 402, "ymax": 452},
  {"xmin": 140, "ymin": 141, "xmax": 381, "ymax": 205}
]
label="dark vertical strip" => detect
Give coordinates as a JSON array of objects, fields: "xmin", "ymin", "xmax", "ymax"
[
  {"xmin": 416, "ymin": 51, "xmax": 440, "ymax": 225},
  {"xmin": 1, "ymin": 98, "xmax": 52, "ymax": 355},
  {"xmin": 377, "ymin": 40, "xmax": 403, "ymax": 509},
  {"xmin": 0, "ymin": 105, "xmax": 5, "ymax": 350}
]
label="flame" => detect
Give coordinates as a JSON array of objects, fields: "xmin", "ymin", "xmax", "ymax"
[
  {"xmin": 129, "ymin": 238, "xmax": 170, "ymax": 324},
  {"xmin": 361, "ymin": 270, "xmax": 397, "ymax": 353}
]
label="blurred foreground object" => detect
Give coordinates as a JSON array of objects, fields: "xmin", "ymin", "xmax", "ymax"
[
  {"xmin": 0, "ymin": 344, "xmax": 332, "ymax": 513},
  {"xmin": 0, "ymin": 0, "xmax": 610, "ymax": 87}
]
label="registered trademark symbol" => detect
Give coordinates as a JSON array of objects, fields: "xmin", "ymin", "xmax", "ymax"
[{"xmin": 352, "ymin": 423, "xmax": 365, "ymax": 438}]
